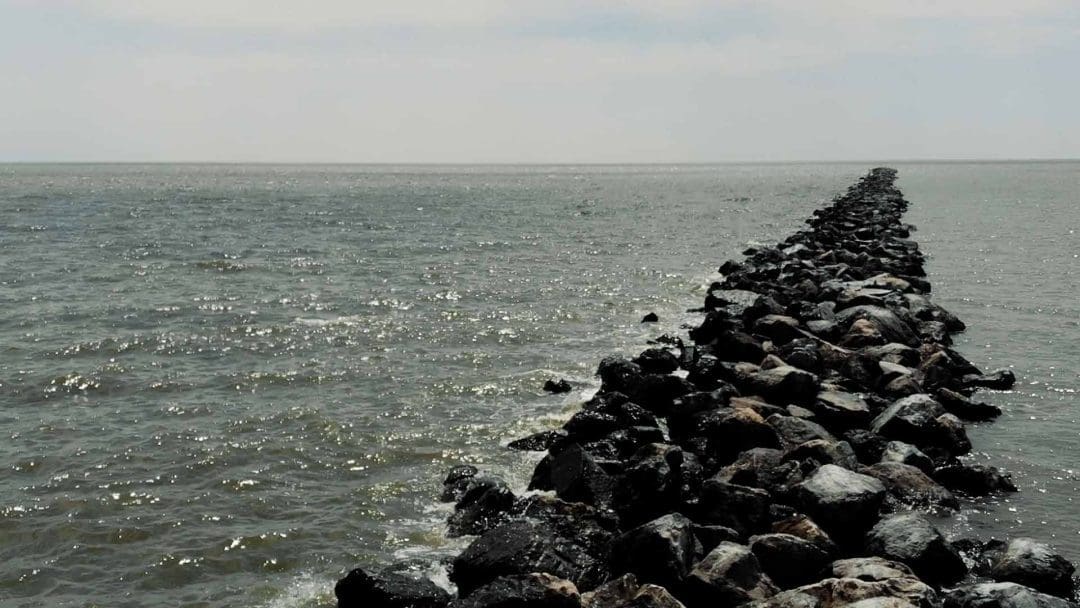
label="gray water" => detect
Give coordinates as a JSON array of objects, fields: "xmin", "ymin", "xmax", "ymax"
[{"xmin": 0, "ymin": 163, "xmax": 1077, "ymax": 607}]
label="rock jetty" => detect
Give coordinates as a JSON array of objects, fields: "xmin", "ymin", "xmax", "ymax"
[{"xmin": 336, "ymin": 168, "xmax": 1078, "ymax": 608}]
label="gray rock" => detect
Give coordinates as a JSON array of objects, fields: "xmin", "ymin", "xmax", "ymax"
[
  {"xmin": 793, "ymin": 464, "xmax": 886, "ymax": 538},
  {"xmin": 871, "ymin": 394, "xmax": 949, "ymax": 449},
  {"xmin": 943, "ymin": 582, "xmax": 1075, "ymax": 608},
  {"xmin": 879, "ymin": 441, "xmax": 934, "ymax": 474},
  {"xmin": 750, "ymin": 533, "xmax": 832, "ymax": 588},
  {"xmin": 829, "ymin": 557, "xmax": 917, "ymax": 582},
  {"xmin": 814, "ymin": 390, "xmax": 872, "ymax": 428},
  {"xmin": 772, "ymin": 515, "xmax": 838, "ymax": 556},
  {"xmin": 862, "ymin": 462, "xmax": 959, "ymax": 511},
  {"xmin": 623, "ymin": 585, "xmax": 688, "ymax": 608},
  {"xmin": 836, "ymin": 305, "xmax": 922, "ymax": 347},
  {"xmin": 768, "ymin": 415, "xmax": 838, "ymax": 450},
  {"xmin": 609, "ymin": 513, "xmax": 696, "ymax": 589},
  {"xmin": 682, "ymin": 541, "xmax": 779, "ymax": 608},
  {"xmin": 989, "ymin": 538, "xmax": 1076, "ymax": 598},
  {"xmin": 784, "ymin": 439, "xmax": 859, "ymax": 470},
  {"xmin": 745, "ymin": 575, "xmax": 938, "ymax": 608},
  {"xmin": 864, "ymin": 512, "xmax": 966, "ymax": 585}
]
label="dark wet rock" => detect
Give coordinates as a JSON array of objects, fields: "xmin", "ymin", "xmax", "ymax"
[
  {"xmin": 692, "ymin": 524, "xmax": 742, "ymax": 555},
  {"xmin": 772, "ymin": 515, "xmax": 838, "ymax": 556},
  {"xmin": 741, "ymin": 365, "xmax": 821, "ymax": 405},
  {"xmin": 676, "ymin": 407, "xmax": 780, "ymax": 468},
  {"xmin": 336, "ymin": 568, "xmax": 451, "ymax": 608},
  {"xmin": 962, "ymin": 369, "xmax": 1016, "ymax": 391},
  {"xmin": 629, "ymin": 375, "xmax": 696, "ymax": 416},
  {"xmin": 836, "ymin": 305, "xmax": 921, "ymax": 347},
  {"xmin": 793, "ymin": 464, "xmax": 886, "ymax": 540},
  {"xmin": 708, "ymin": 330, "xmax": 768, "ymax": 363},
  {"xmin": 933, "ymin": 463, "xmax": 1017, "ymax": 496},
  {"xmin": 669, "ymin": 388, "xmax": 735, "ymax": 418},
  {"xmin": 864, "ymin": 512, "xmax": 966, "ymax": 585},
  {"xmin": 642, "ymin": 312, "xmax": 659, "ymax": 323},
  {"xmin": 754, "ymin": 315, "xmax": 804, "ymax": 345},
  {"xmin": 935, "ymin": 388, "xmax": 1001, "ymax": 421},
  {"xmin": 776, "ymin": 340, "xmax": 825, "ymax": 375},
  {"xmin": 880, "ymin": 375, "xmax": 923, "ymax": 399},
  {"xmin": 681, "ymin": 541, "xmax": 779, "ymax": 608},
  {"xmin": 845, "ymin": 429, "xmax": 889, "ymax": 464},
  {"xmin": 441, "ymin": 464, "xmax": 480, "ymax": 502},
  {"xmin": 989, "ymin": 538, "xmax": 1076, "ymax": 598},
  {"xmin": 509, "ymin": 429, "xmax": 568, "ymax": 452},
  {"xmin": 862, "ymin": 462, "xmax": 959, "ymax": 511},
  {"xmin": 750, "ymin": 533, "xmax": 832, "ymax": 589},
  {"xmin": 609, "ymin": 513, "xmax": 696, "ymax": 589},
  {"xmin": 807, "ymin": 320, "xmax": 842, "ymax": 341},
  {"xmin": 634, "ymin": 348, "xmax": 681, "ymax": 375},
  {"xmin": 768, "ymin": 415, "xmax": 838, "ymax": 450},
  {"xmin": 787, "ymin": 405, "xmax": 817, "ymax": 419},
  {"xmin": 448, "ymin": 475, "xmax": 516, "ymax": 536},
  {"xmin": 452, "ymin": 521, "xmax": 607, "ymax": 595},
  {"xmin": 784, "ymin": 439, "xmax": 859, "ymax": 470},
  {"xmin": 871, "ymin": 394, "xmax": 950, "ymax": 448},
  {"xmin": 829, "ymin": 557, "xmax": 917, "ymax": 582},
  {"xmin": 508, "ymin": 495, "xmax": 618, "ymax": 557},
  {"xmin": 917, "ymin": 320, "xmax": 951, "ymax": 345},
  {"xmin": 598, "ymin": 357, "xmax": 644, "ymax": 394},
  {"xmin": 544, "ymin": 379, "xmax": 574, "ymax": 394},
  {"xmin": 814, "ymin": 390, "xmax": 872, "ymax": 428},
  {"xmin": 714, "ymin": 447, "xmax": 786, "ymax": 490},
  {"xmin": 581, "ymin": 574, "xmax": 640, "ymax": 608},
  {"xmin": 698, "ymin": 480, "xmax": 772, "ymax": 537},
  {"xmin": 879, "ymin": 441, "xmax": 934, "ymax": 475},
  {"xmin": 613, "ymin": 443, "xmax": 685, "ymax": 526},
  {"xmin": 943, "ymin": 583, "xmax": 1074, "ymax": 608},
  {"xmin": 452, "ymin": 573, "xmax": 580, "ymax": 608},
  {"xmin": 745, "ymin": 575, "xmax": 938, "ymax": 608},
  {"xmin": 904, "ymin": 293, "xmax": 965, "ymax": 332},
  {"xmin": 550, "ymin": 444, "xmax": 615, "ymax": 507},
  {"xmin": 936, "ymin": 413, "xmax": 972, "ymax": 455}
]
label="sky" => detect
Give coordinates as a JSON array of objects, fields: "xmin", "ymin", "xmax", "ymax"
[{"xmin": 1, "ymin": 1, "xmax": 1078, "ymax": 163}]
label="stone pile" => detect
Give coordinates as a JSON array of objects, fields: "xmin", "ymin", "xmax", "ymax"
[{"xmin": 336, "ymin": 169, "xmax": 1078, "ymax": 608}]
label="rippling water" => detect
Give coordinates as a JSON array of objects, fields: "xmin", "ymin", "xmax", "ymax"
[{"xmin": 1, "ymin": 163, "xmax": 1077, "ymax": 607}]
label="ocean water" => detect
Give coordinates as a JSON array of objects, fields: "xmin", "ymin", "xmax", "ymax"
[{"xmin": 0, "ymin": 162, "xmax": 1076, "ymax": 607}]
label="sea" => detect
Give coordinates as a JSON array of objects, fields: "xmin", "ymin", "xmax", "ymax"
[{"xmin": 1, "ymin": 162, "xmax": 1077, "ymax": 607}]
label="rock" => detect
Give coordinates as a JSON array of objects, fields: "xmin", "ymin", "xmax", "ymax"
[
  {"xmin": 598, "ymin": 357, "xmax": 644, "ymax": 395},
  {"xmin": 745, "ymin": 575, "xmax": 938, "ymax": 608},
  {"xmin": 871, "ymin": 394, "xmax": 949, "ymax": 448},
  {"xmin": 750, "ymin": 533, "xmax": 832, "ymax": 588},
  {"xmin": 609, "ymin": 513, "xmax": 697, "ymax": 590},
  {"xmin": 676, "ymin": 407, "xmax": 780, "ymax": 468},
  {"xmin": 508, "ymin": 495, "xmax": 618, "ymax": 557},
  {"xmin": 933, "ymin": 463, "xmax": 1017, "ymax": 496},
  {"xmin": 989, "ymin": 538, "xmax": 1076, "ymax": 598},
  {"xmin": 544, "ymin": 379, "xmax": 574, "ymax": 394},
  {"xmin": 623, "ymin": 585, "xmax": 688, "ymax": 608},
  {"xmin": 962, "ymin": 369, "xmax": 1016, "ymax": 390},
  {"xmin": 613, "ymin": 443, "xmax": 685, "ymax": 526},
  {"xmin": 829, "ymin": 557, "xmax": 917, "ymax": 582},
  {"xmin": 509, "ymin": 429, "xmax": 568, "ymax": 451},
  {"xmin": 862, "ymin": 462, "xmax": 959, "ymax": 511},
  {"xmin": 441, "ymin": 465, "xmax": 480, "ymax": 502},
  {"xmin": 713, "ymin": 331, "xmax": 767, "ymax": 363},
  {"xmin": 879, "ymin": 441, "xmax": 934, "ymax": 474},
  {"xmin": 698, "ymin": 480, "xmax": 772, "ymax": 537},
  {"xmin": 742, "ymin": 366, "xmax": 821, "ymax": 405},
  {"xmin": 936, "ymin": 388, "xmax": 1001, "ymax": 421},
  {"xmin": 550, "ymin": 444, "xmax": 615, "ymax": 507},
  {"xmin": 784, "ymin": 439, "xmax": 859, "ymax": 470},
  {"xmin": 862, "ymin": 344, "xmax": 921, "ymax": 368},
  {"xmin": 336, "ymin": 568, "xmax": 451, "ymax": 608},
  {"xmin": 772, "ymin": 515, "xmax": 838, "ymax": 556},
  {"xmin": 836, "ymin": 305, "xmax": 921, "ymax": 347},
  {"xmin": 943, "ymin": 583, "xmax": 1075, "ymax": 608},
  {"xmin": 754, "ymin": 315, "xmax": 804, "ymax": 344},
  {"xmin": 768, "ymin": 415, "xmax": 838, "ymax": 450},
  {"xmin": 581, "ymin": 574, "xmax": 639, "ymax": 608},
  {"xmin": 814, "ymin": 390, "xmax": 872, "ymax": 428},
  {"xmin": 642, "ymin": 312, "xmax": 659, "ymax": 323},
  {"xmin": 681, "ymin": 542, "xmax": 779, "ymax": 608},
  {"xmin": 692, "ymin": 524, "xmax": 742, "ymax": 554},
  {"xmin": 846, "ymin": 429, "xmax": 889, "ymax": 464},
  {"xmin": 448, "ymin": 475, "xmax": 516, "ymax": 536},
  {"xmin": 936, "ymin": 413, "xmax": 972, "ymax": 455},
  {"xmin": 864, "ymin": 512, "xmax": 966, "ymax": 585},
  {"xmin": 452, "ymin": 574, "xmax": 579, "ymax": 608},
  {"xmin": 714, "ymin": 448, "xmax": 793, "ymax": 492},
  {"xmin": 793, "ymin": 464, "xmax": 886, "ymax": 540},
  {"xmin": 634, "ymin": 348, "xmax": 681, "ymax": 375},
  {"xmin": 451, "ymin": 521, "xmax": 608, "ymax": 595}
]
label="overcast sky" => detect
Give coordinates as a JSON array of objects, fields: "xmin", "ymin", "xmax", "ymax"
[{"xmin": 2, "ymin": 1, "xmax": 1077, "ymax": 163}]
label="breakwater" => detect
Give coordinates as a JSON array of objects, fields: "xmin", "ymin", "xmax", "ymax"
[{"xmin": 335, "ymin": 168, "xmax": 1078, "ymax": 608}]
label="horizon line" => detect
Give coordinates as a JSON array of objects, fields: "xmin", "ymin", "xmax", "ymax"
[{"xmin": 1, "ymin": 157, "xmax": 1079, "ymax": 166}]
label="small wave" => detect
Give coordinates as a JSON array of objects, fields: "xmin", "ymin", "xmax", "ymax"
[
  {"xmin": 196, "ymin": 260, "xmax": 251, "ymax": 272},
  {"xmin": 260, "ymin": 571, "xmax": 335, "ymax": 608}
]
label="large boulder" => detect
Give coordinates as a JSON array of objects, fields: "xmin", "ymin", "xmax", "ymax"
[
  {"xmin": 829, "ymin": 557, "xmax": 917, "ymax": 582},
  {"xmin": 836, "ymin": 305, "xmax": 921, "ymax": 347},
  {"xmin": 933, "ymin": 463, "xmax": 1017, "ymax": 496},
  {"xmin": 750, "ymin": 533, "xmax": 832, "ymax": 589},
  {"xmin": 793, "ymin": 464, "xmax": 886, "ymax": 540},
  {"xmin": 744, "ymin": 575, "xmax": 938, "ymax": 608},
  {"xmin": 814, "ymin": 390, "xmax": 872, "ymax": 429},
  {"xmin": 698, "ymin": 480, "xmax": 772, "ymax": 537},
  {"xmin": 935, "ymin": 388, "xmax": 1002, "ymax": 421},
  {"xmin": 609, "ymin": 513, "xmax": 697, "ymax": 590},
  {"xmin": 871, "ymin": 395, "xmax": 954, "ymax": 450},
  {"xmin": 864, "ymin": 513, "xmax": 966, "ymax": 585},
  {"xmin": 451, "ymin": 521, "xmax": 608, "ymax": 595},
  {"xmin": 681, "ymin": 542, "xmax": 779, "ymax": 608},
  {"xmin": 613, "ymin": 443, "xmax": 685, "ymax": 526},
  {"xmin": 448, "ymin": 475, "xmax": 516, "ymax": 536},
  {"xmin": 452, "ymin": 574, "xmax": 579, "ymax": 608},
  {"xmin": 550, "ymin": 444, "xmax": 616, "ymax": 507},
  {"xmin": 768, "ymin": 415, "xmax": 838, "ymax": 450},
  {"xmin": 879, "ymin": 441, "xmax": 933, "ymax": 475},
  {"xmin": 742, "ymin": 366, "xmax": 821, "ymax": 405},
  {"xmin": 989, "ymin": 538, "xmax": 1076, "ymax": 598},
  {"xmin": 676, "ymin": 407, "xmax": 780, "ymax": 468},
  {"xmin": 943, "ymin": 583, "xmax": 1074, "ymax": 608},
  {"xmin": 772, "ymin": 515, "xmax": 838, "ymax": 556},
  {"xmin": 862, "ymin": 462, "xmax": 959, "ymax": 511},
  {"xmin": 336, "ymin": 568, "xmax": 451, "ymax": 608}
]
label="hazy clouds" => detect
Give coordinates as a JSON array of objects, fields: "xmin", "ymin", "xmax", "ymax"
[{"xmin": 2, "ymin": 1, "xmax": 1077, "ymax": 162}]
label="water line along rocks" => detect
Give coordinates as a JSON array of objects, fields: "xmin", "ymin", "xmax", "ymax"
[{"xmin": 336, "ymin": 169, "xmax": 1078, "ymax": 608}]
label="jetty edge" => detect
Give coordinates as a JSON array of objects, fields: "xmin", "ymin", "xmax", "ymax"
[{"xmin": 335, "ymin": 168, "xmax": 1078, "ymax": 608}]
